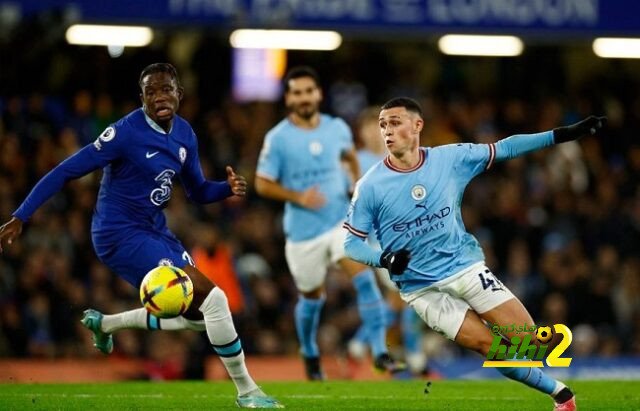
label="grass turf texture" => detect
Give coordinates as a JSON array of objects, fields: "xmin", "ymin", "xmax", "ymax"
[{"xmin": 0, "ymin": 380, "xmax": 637, "ymax": 410}]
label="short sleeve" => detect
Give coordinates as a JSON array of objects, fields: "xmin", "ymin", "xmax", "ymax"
[
  {"xmin": 343, "ymin": 178, "xmax": 375, "ymax": 239},
  {"xmin": 256, "ymin": 132, "xmax": 282, "ymax": 181}
]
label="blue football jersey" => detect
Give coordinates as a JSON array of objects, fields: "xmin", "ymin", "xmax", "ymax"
[
  {"xmin": 15, "ymin": 107, "xmax": 231, "ymax": 235},
  {"xmin": 345, "ymin": 144, "xmax": 495, "ymax": 292},
  {"xmin": 13, "ymin": 108, "xmax": 232, "ymax": 284},
  {"xmin": 257, "ymin": 114, "xmax": 353, "ymax": 241}
]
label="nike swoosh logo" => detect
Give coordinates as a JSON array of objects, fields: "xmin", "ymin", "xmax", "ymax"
[{"xmin": 146, "ymin": 151, "xmax": 159, "ymax": 159}]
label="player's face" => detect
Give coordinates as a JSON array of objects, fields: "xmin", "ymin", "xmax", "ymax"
[
  {"xmin": 285, "ymin": 77, "xmax": 322, "ymax": 119},
  {"xmin": 378, "ymin": 107, "xmax": 422, "ymax": 157},
  {"xmin": 140, "ymin": 72, "xmax": 183, "ymax": 127}
]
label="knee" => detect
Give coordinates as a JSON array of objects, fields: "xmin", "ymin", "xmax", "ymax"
[{"xmin": 185, "ymin": 269, "xmax": 214, "ymax": 308}]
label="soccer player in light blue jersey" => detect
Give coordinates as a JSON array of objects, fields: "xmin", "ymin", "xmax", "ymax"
[
  {"xmin": 347, "ymin": 107, "xmax": 427, "ymax": 376},
  {"xmin": 255, "ymin": 67, "xmax": 402, "ymax": 380},
  {"xmin": 0, "ymin": 63, "xmax": 282, "ymax": 409},
  {"xmin": 344, "ymin": 97, "xmax": 606, "ymax": 411}
]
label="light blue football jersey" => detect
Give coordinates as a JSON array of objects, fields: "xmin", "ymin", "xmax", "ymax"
[
  {"xmin": 357, "ymin": 149, "xmax": 385, "ymax": 174},
  {"xmin": 257, "ymin": 114, "xmax": 354, "ymax": 242},
  {"xmin": 345, "ymin": 143, "xmax": 496, "ymax": 292}
]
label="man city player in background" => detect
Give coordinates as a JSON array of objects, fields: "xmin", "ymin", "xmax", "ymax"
[
  {"xmin": 0, "ymin": 63, "xmax": 282, "ymax": 409},
  {"xmin": 255, "ymin": 66, "xmax": 403, "ymax": 380},
  {"xmin": 344, "ymin": 97, "xmax": 606, "ymax": 410}
]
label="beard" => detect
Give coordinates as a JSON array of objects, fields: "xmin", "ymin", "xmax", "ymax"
[{"xmin": 292, "ymin": 103, "xmax": 318, "ymax": 119}]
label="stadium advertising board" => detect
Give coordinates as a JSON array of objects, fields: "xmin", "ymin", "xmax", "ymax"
[{"xmin": 7, "ymin": 0, "xmax": 640, "ymax": 36}]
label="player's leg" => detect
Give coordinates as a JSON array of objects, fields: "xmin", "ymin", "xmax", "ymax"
[
  {"xmin": 285, "ymin": 237, "xmax": 328, "ymax": 380},
  {"xmin": 478, "ymin": 298, "xmax": 575, "ymax": 409},
  {"xmin": 400, "ymin": 303, "xmax": 427, "ymax": 374},
  {"xmin": 335, "ymin": 246, "xmax": 402, "ymax": 374},
  {"xmin": 83, "ymin": 236, "xmax": 205, "ymax": 353},
  {"xmin": 348, "ymin": 289, "xmax": 395, "ymax": 361},
  {"xmin": 181, "ymin": 264, "xmax": 282, "ymax": 408},
  {"xmin": 458, "ymin": 265, "xmax": 575, "ymax": 409},
  {"xmin": 298, "ymin": 285, "xmax": 326, "ymax": 380},
  {"xmin": 87, "ymin": 307, "xmax": 203, "ymax": 332}
]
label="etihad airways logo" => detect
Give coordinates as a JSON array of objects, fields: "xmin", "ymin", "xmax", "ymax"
[{"xmin": 392, "ymin": 206, "xmax": 451, "ymax": 236}]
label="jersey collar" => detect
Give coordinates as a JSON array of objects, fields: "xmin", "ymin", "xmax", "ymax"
[
  {"xmin": 143, "ymin": 109, "xmax": 173, "ymax": 134},
  {"xmin": 384, "ymin": 148, "xmax": 426, "ymax": 173}
]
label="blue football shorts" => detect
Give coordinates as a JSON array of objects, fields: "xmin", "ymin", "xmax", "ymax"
[{"xmin": 92, "ymin": 228, "xmax": 195, "ymax": 287}]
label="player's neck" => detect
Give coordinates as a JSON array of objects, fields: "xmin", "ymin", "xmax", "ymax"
[
  {"xmin": 157, "ymin": 120, "xmax": 172, "ymax": 133},
  {"xmin": 389, "ymin": 149, "xmax": 421, "ymax": 170},
  {"xmin": 289, "ymin": 112, "xmax": 320, "ymax": 129}
]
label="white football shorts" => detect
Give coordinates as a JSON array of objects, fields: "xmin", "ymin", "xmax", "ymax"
[
  {"xmin": 285, "ymin": 223, "xmax": 347, "ymax": 292},
  {"xmin": 400, "ymin": 262, "xmax": 515, "ymax": 341}
]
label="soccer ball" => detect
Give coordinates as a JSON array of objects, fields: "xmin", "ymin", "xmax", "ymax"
[
  {"xmin": 140, "ymin": 266, "xmax": 194, "ymax": 318},
  {"xmin": 536, "ymin": 326, "xmax": 553, "ymax": 343}
]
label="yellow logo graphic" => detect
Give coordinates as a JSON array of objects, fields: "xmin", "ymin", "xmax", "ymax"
[{"xmin": 483, "ymin": 324, "xmax": 572, "ymax": 368}]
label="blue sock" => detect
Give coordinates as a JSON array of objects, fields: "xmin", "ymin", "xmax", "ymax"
[
  {"xmin": 294, "ymin": 296, "xmax": 325, "ymax": 358},
  {"xmin": 401, "ymin": 306, "xmax": 421, "ymax": 354},
  {"xmin": 496, "ymin": 366, "xmax": 558, "ymax": 394},
  {"xmin": 352, "ymin": 270, "xmax": 387, "ymax": 358},
  {"xmin": 384, "ymin": 302, "xmax": 396, "ymax": 327},
  {"xmin": 353, "ymin": 324, "xmax": 369, "ymax": 343}
]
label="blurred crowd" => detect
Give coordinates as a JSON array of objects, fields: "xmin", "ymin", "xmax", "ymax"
[{"xmin": 1, "ymin": 22, "xmax": 640, "ymax": 380}]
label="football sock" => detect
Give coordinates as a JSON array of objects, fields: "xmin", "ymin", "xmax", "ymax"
[
  {"xmin": 101, "ymin": 308, "xmax": 205, "ymax": 333},
  {"xmin": 496, "ymin": 365, "xmax": 558, "ymax": 394},
  {"xmin": 294, "ymin": 295, "xmax": 325, "ymax": 358},
  {"xmin": 352, "ymin": 269, "xmax": 387, "ymax": 358},
  {"xmin": 351, "ymin": 301, "xmax": 395, "ymax": 346},
  {"xmin": 401, "ymin": 306, "xmax": 427, "ymax": 372},
  {"xmin": 401, "ymin": 305, "xmax": 421, "ymax": 354},
  {"xmin": 199, "ymin": 287, "xmax": 258, "ymax": 396},
  {"xmin": 352, "ymin": 324, "xmax": 369, "ymax": 344}
]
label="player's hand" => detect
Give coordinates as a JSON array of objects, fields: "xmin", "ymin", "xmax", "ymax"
[
  {"xmin": 380, "ymin": 249, "xmax": 411, "ymax": 276},
  {"xmin": 553, "ymin": 116, "xmax": 607, "ymax": 144},
  {"xmin": 296, "ymin": 186, "xmax": 326, "ymax": 209},
  {"xmin": 226, "ymin": 166, "xmax": 247, "ymax": 196},
  {"xmin": 0, "ymin": 216, "xmax": 23, "ymax": 253}
]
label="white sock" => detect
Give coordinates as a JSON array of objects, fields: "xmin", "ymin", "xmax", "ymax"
[
  {"xmin": 199, "ymin": 287, "xmax": 259, "ymax": 396},
  {"xmin": 101, "ymin": 308, "xmax": 205, "ymax": 333}
]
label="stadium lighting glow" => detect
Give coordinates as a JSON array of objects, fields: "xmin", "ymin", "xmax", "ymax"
[
  {"xmin": 65, "ymin": 24, "xmax": 153, "ymax": 47},
  {"xmin": 229, "ymin": 29, "xmax": 342, "ymax": 50},
  {"xmin": 438, "ymin": 35, "xmax": 524, "ymax": 57},
  {"xmin": 593, "ymin": 38, "xmax": 640, "ymax": 59}
]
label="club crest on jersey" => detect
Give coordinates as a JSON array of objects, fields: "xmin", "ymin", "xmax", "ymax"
[
  {"xmin": 179, "ymin": 147, "xmax": 187, "ymax": 164},
  {"xmin": 411, "ymin": 184, "xmax": 426, "ymax": 201},
  {"xmin": 158, "ymin": 258, "xmax": 174, "ymax": 267},
  {"xmin": 309, "ymin": 141, "xmax": 323, "ymax": 156}
]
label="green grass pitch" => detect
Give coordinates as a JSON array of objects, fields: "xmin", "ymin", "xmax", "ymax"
[{"xmin": 0, "ymin": 380, "xmax": 638, "ymax": 410}]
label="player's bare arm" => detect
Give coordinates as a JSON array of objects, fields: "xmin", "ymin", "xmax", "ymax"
[
  {"xmin": 341, "ymin": 147, "xmax": 361, "ymax": 184},
  {"xmin": 255, "ymin": 176, "xmax": 326, "ymax": 209},
  {"xmin": 0, "ymin": 216, "xmax": 23, "ymax": 252}
]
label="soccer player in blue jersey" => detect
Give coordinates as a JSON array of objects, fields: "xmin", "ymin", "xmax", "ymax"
[
  {"xmin": 344, "ymin": 97, "xmax": 606, "ymax": 410},
  {"xmin": 255, "ymin": 66, "xmax": 402, "ymax": 380},
  {"xmin": 0, "ymin": 63, "xmax": 282, "ymax": 409}
]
